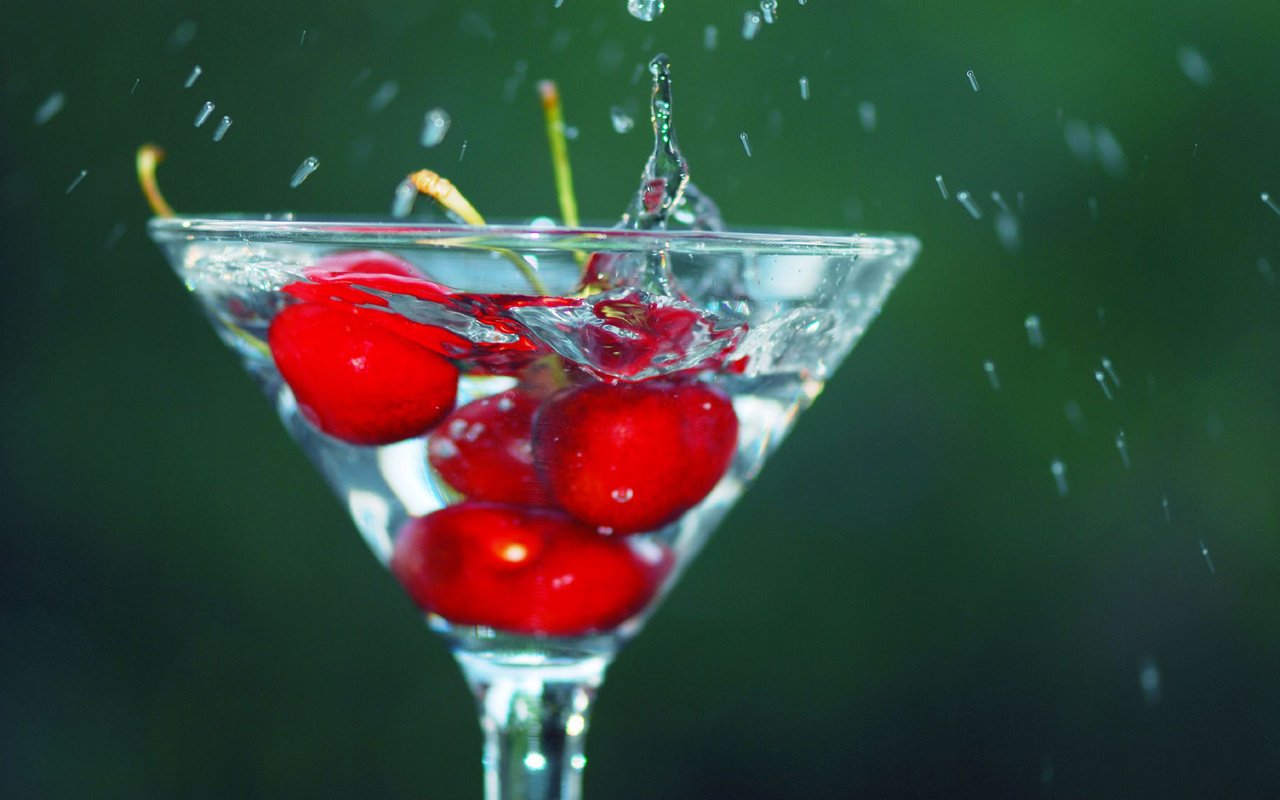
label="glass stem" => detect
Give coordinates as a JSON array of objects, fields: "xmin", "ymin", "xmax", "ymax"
[{"xmin": 455, "ymin": 652, "xmax": 609, "ymax": 800}]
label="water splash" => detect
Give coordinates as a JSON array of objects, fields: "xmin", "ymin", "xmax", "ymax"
[
  {"xmin": 290, "ymin": 156, "xmax": 320, "ymax": 188},
  {"xmin": 620, "ymin": 55, "xmax": 690, "ymax": 230},
  {"xmin": 194, "ymin": 101, "xmax": 215, "ymax": 127},
  {"xmin": 627, "ymin": 0, "xmax": 664, "ymax": 21},
  {"xmin": 421, "ymin": 108, "xmax": 452, "ymax": 147}
]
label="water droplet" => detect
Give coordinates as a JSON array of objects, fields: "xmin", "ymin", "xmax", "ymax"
[
  {"xmin": 611, "ymin": 487, "xmax": 635, "ymax": 503},
  {"xmin": 33, "ymin": 91, "xmax": 65, "ymax": 126},
  {"xmin": 627, "ymin": 0, "xmax": 664, "ymax": 21},
  {"xmin": 290, "ymin": 156, "xmax": 320, "ymax": 188},
  {"xmin": 1050, "ymin": 459, "xmax": 1068, "ymax": 497},
  {"xmin": 1177, "ymin": 46, "xmax": 1213, "ymax": 87},
  {"xmin": 1199, "ymin": 540, "xmax": 1216, "ymax": 574},
  {"xmin": 1139, "ymin": 658, "xmax": 1161, "ymax": 706},
  {"xmin": 742, "ymin": 10, "xmax": 762, "ymax": 40},
  {"xmin": 990, "ymin": 191, "xmax": 1011, "ymax": 215},
  {"xmin": 103, "ymin": 223, "xmax": 126, "ymax": 251},
  {"xmin": 1024, "ymin": 314, "xmax": 1045, "ymax": 348},
  {"xmin": 1115, "ymin": 428, "xmax": 1131, "ymax": 469},
  {"xmin": 995, "ymin": 212, "xmax": 1020, "ymax": 252},
  {"xmin": 982, "ymin": 359, "xmax": 1001, "ymax": 391},
  {"xmin": 184, "ymin": 65, "xmax": 202, "ymax": 88},
  {"xmin": 1063, "ymin": 117, "xmax": 1095, "ymax": 163},
  {"xmin": 966, "ymin": 69, "xmax": 980, "ymax": 92},
  {"xmin": 760, "ymin": 0, "xmax": 778, "ymax": 24},
  {"xmin": 1161, "ymin": 494, "xmax": 1171, "ymax": 523},
  {"xmin": 368, "ymin": 80, "xmax": 399, "ymax": 112},
  {"xmin": 212, "ymin": 115, "xmax": 233, "ymax": 142},
  {"xmin": 1101, "ymin": 356, "xmax": 1121, "ymax": 387},
  {"xmin": 1261, "ymin": 192, "xmax": 1280, "ymax": 217},
  {"xmin": 739, "ymin": 131, "xmax": 752, "ymax": 157},
  {"xmin": 1094, "ymin": 125, "xmax": 1128, "ymax": 178},
  {"xmin": 610, "ymin": 105, "xmax": 635, "ymax": 133},
  {"xmin": 1064, "ymin": 400, "xmax": 1086, "ymax": 433},
  {"xmin": 1094, "ymin": 369, "xmax": 1113, "ymax": 400},
  {"xmin": 130, "ymin": 78, "xmax": 140, "ymax": 95},
  {"xmin": 703, "ymin": 25, "xmax": 718, "ymax": 51},
  {"xmin": 167, "ymin": 20, "xmax": 198, "ymax": 53},
  {"xmin": 65, "ymin": 169, "xmax": 88, "ymax": 194},
  {"xmin": 459, "ymin": 140, "xmax": 469, "ymax": 162},
  {"xmin": 934, "ymin": 174, "xmax": 949, "ymax": 200},
  {"xmin": 857, "ymin": 101, "xmax": 877, "ymax": 132},
  {"xmin": 798, "ymin": 76, "xmax": 809, "ymax": 100},
  {"xmin": 1087, "ymin": 195, "xmax": 1099, "ymax": 219},
  {"xmin": 391, "ymin": 179, "xmax": 416, "ymax": 218},
  {"xmin": 1259, "ymin": 257, "xmax": 1277, "ymax": 285},
  {"xmin": 421, "ymin": 108, "xmax": 451, "ymax": 147},
  {"xmin": 957, "ymin": 190, "xmax": 982, "ymax": 220},
  {"xmin": 193, "ymin": 101, "xmax": 215, "ymax": 127}
]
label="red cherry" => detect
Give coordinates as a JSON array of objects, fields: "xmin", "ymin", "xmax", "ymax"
[
  {"xmin": 268, "ymin": 302, "xmax": 459, "ymax": 445},
  {"xmin": 391, "ymin": 502, "xmax": 669, "ymax": 637},
  {"xmin": 533, "ymin": 380, "xmax": 739, "ymax": 534},
  {"xmin": 302, "ymin": 250, "xmax": 421, "ymax": 281},
  {"xmin": 427, "ymin": 388, "xmax": 551, "ymax": 505}
]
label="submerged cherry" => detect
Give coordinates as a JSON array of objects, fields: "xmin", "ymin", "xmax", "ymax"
[
  {"xmin": 534, "ymin": 380, "xmax": 738, "ymax": 534},
  {"xmin": 269, "ymin": 302, "xmax": 458, "ymax": 445},
  {"xmin": 427, "ymin": 388, "xmax": 550, "ymax": 505},
  {"xmin": 391, "ymin": 502, "xmax": 668, "ymax": 636}
]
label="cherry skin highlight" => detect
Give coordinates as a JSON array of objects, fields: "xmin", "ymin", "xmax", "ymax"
[
  {"xmin": 427, "ymin": 388, "xmax": 551, "ymax": 505},
  {"xmin": 269, "ymin": 302, "xmax": 458, "ymax": 445},
  {"xmin": 534, "ymin": 380, "xmax": 739, "ymax": 534},
  {"xmin": 391, "ymin": 502, "xmax": 668, "ymax": 637}
]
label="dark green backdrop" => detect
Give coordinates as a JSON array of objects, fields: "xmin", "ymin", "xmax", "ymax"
[{"xmin": 2, "ymin": 1, "xmax": 1277, "ymax": 798}]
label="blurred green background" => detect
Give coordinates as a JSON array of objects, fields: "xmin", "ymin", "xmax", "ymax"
[{"xmin": 2, "ymin": 0, "xmax": 1278, "ymax": 797}]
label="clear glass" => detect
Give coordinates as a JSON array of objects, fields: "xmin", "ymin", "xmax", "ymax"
[{"xmin": 149, "ymin": 217, "xmax": 919, "ymax": 799}]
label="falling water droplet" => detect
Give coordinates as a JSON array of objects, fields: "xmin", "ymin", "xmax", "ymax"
[
  {"xmin": 130, "ymin": 78, "xmax": 140, "ymax": 95},
  {"xmin": 1064, "ymin": 400, "xmax": 1087, "ymax": 433},
  {"xmin": 742, "ymin": 11, "xmax": 762, "ymax": 40},
  {"xmin": 982, "ymin": 359, "xmax": 1001, "ymax": 391},
  {"xmin": 990, "ymin": 191, "xmax": 1011, "ymax": 215},
  {"xmin": 798, "ymin": 76, "xmax": 810, "ymax": 100},
  {"xmin": 1094, "ymin": 125, "xmax": 1128, "ymax": 178},
  {"xmin": 1138, "ymin": 658, "xmax": 1161, "ymax": 706},
  {"xmin": 935, "ymin": 174, "xmax": 949, "ymax": 200},
  {"xmin": 459, "ymin": 140, "xmax": 469, "ymax": 162},
  {"xmin": 368, "ymin": 80, "xmax": 399, "ymax": 112},
  {"xmin": 1259, "ymin": 257, "xmax": 1278, "ymax": 285},
  {"xmin": 1198, "ymin": 540, "xmax": 1216, "ymax": 574},
  {"xmin": 184, "ymin": 65, "xmax": 203, "ymax": 88},
  {"xmin": 858, "ymin": 101, "xmax": 877, "ymax": 132},
  {"xmin": 1115, "ymin": 428, "xmax": 1131, "ymax": 469},
  {"xmin": 1177, "ymin": 46, "xmax": 1213, "ymax": 87},
  {"xmin": 65, "ymin": 169, "xmax": 88, "ymax": 194},
  {"xmin": 627, "ymin": 0, "xmax": 664, "ymax": 21},
  {"xmin": 1261, "ymin": 192, "xmax": 1280, "ymax": 217},
  {"xmin": 1024, "ymin": 314, "xmax": 1045, "ymax": 348},
  {"xmin": 1050, "ymin": 459, "xmax": 1068, "ymax": 497},
  {"xmin": 1087, "ymin": 195, "xmax": 1099, "ymax": 219},
  {"xmin": 1094, "ymin": 370, "xmax": 1114, "ymax": 400},
  {"xmin": 1101, "ymin": 357, "xmax": 1121, "ymax": 387},
  {"xmin": 957, "ymin": 191, "xmax": 982, "ymax": 220},
  {"xmin": 739, "ymin": 132, "xmax": 752, "ymax": 157},
  {"xmin": 610, "ymin": 105, "xmax": 635, "ymax": 133},
  {"xmin": 193, "ymin": 101, "xmax": 215, "ymax": 127},
  {"xmin": 995, "ymin": 212, "xmax": 1020, "ymax": 252},
  {"xmin": 703, "ymin": 25, "xmax": 718, "ymax": 50},
  {"xmin": 33, "ymin": 91, "xmax": 65, "ymax": 125},
  {"xmin": 1161, "ymin": 494, "xmax": 1171, "ymax": 523},
  {"xmin": 290, "ymin": 156, "xmax": 320, "ymax": 188},
  {"xmin": 760, "ymin": 0, "xmax": 778, "ymax": 24},
  {"xmin": 421, "ymin": 108, "xmax": 452, "ymax": 147},
  {"xmin": 391, "ymin": 179, "xmax": 416, "ymax": 218},
  {"xmin": 211, "ymin": 115, "xmax": 233, "ymax": 142},
  {"xmin": 966, "ymin": 69, "xmax": 980, "ymax": 91}
]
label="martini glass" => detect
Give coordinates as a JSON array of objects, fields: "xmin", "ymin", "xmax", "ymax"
[{"xmin": 149, "ymin": 217, "xmax": 918, "ymax": 799}]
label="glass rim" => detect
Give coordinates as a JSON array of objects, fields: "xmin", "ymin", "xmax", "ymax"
[{"xmin": 148, "ymin": 216, "xmax": 921, "ymax": 258}]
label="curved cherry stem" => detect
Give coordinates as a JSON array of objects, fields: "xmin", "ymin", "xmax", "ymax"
[{"xmin": 136, "ymin": 144, "xmax": 176, "ymax": 218}]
